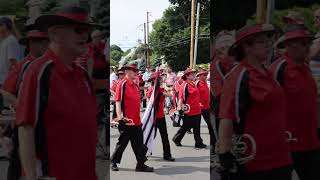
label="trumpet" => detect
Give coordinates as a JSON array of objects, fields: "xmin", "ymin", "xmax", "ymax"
[
  {"xmin": 212, "ymin": 134, "xmax": 256, "ymax": 173},
  {"xmin": 111, "ymin": 117, "xmax": 134, "ymax": 128}
]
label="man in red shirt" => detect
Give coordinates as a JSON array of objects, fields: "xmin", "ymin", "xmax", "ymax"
[
  {"xmin": 196, "ymin": 71, "xmax": 214, "ymax": 146},
  {"xmin": 111, "ymin": 65, "xmax": 154, "ymax": 172},
  {"xmin": 146, "ymin": 73, "xmax": 175, "ymax": 161},
  {"xmin": 271, "ymin": 24, "xmax": 320, "ymax": 180},
  {"xmin": 0, "ymin": 29, "xmax": 48, "ymax": 180},
  {"xmin": 111, "ymin": 70, "xmax": 124, "ymax": 121},
  {"xmin": 172, "ymin": 69, "xmax": 206, "ymax": 148},
  {"xmin": 15, "ymin": 7, "xmax": 100, "ymax": 180},
  {"xmin": 1, "ymin": 30, "xmax": 48, "ymax": 103}
]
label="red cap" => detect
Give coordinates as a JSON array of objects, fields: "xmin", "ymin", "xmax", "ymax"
[{"xmin": 182, "ymin": 68, "xmax": 196, "ymax": 79}]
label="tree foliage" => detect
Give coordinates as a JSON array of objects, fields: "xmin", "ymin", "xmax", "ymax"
[
  {"xmin": 93, "ymin": 0, "xmax": 109, "ymax": 32},
  {"xmin": 110, "ymin": 44, "xmax": 124, "ymax": 62},
  {"xmin": 150, "ymin": 0, "xmax": 210, "ymax": 71},
  {"xmin": 41, "ymin": 0, "xmax": 61, "ymax": 14},
  {"xmin": 0, "ymin": 0, "xmax": 27, "ymax": 17},
  {"xmin": 211, "ymin": 0, "xmax": 320, "ymax": 35}
]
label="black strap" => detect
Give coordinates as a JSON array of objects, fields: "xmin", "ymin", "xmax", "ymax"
[
  {"xmin": 233, "ymin": 71, "xmax": 251, "ymax": 135},
  {"xmin": 35, "ymin": 62, "xmax": 54, "ymax": 176},
  {"xmin": 275, "ymin": 61, "xmax": 288, "ymax": 87},
  {"xmin": 218, "ymin": 62, "xmax": 226, "ymax": 76},
  {"xmin": 183, "ymin": 84, "xmax": 188, "ymax": 104}
]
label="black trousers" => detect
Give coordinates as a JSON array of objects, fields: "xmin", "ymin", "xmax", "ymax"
[
  {"xmin": 111, "ymin": 123, "xmax": 148, "ymax": 164},
  {"xmin": 292, "ymin": 149, "xmax": 320, "ymax": 180},
  {"xmin": 227, "ymin": 165, "xmax": 293, "ymax": 180},
  {"xmin": 173, "ymin": 114, "xmax": 203, "ymax": 146},
  {"xmin": 201, "ymin": 109, "xmax": 214, "ymax": 146},
  {"xmin": 156, "ymin": 117, "xmax": 172, "ymax": 157}
]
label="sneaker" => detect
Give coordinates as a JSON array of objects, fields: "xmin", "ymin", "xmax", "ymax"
[
  {"xmin": 111, "ymin": 162, "xmax": 119, "ymax": 171},
  {"xmin": 135, "ymin": 163, "xmax": 154, "ymax": 172}
]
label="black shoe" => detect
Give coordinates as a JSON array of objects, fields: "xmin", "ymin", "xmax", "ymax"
[
  {"xmin": 111, "ymin": 162, "xmax": 119, "ymax": 171},
  {"xmin": 172, "ymin": 138, "xmax": 182, "ymax": 146},
  {"xmin": 163, "ymin": 156, "xmax": 175, "ymax": 161},
  {"xmin": 195, "ymin": 143, "xmax": 207, "ymax": 149},
  {"xmin": 135, "ymin": 163, "xmax": 154, "ymax": 172}
]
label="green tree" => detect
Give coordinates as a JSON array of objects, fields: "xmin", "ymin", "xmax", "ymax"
[
  {"xmin": 93, "ymin": 0, "xmax": 109, "ymax": 30},
  {"xmin": 110, "ymin": 44, "xmax": 124, "ymax": 62},
  {"xmin": 149, "ymin": 1, "xmax": 210, "ymax": 71},
  {"xmin": 41, "ymin": 0, "xmax": 61, "ymax": 14}
]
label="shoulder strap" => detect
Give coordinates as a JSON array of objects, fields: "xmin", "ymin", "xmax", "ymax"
[
  {"xmin": 34, "ymin": 61, "xmax": 54, "ymax": 176},
  {"xmin": 195, "ymin": 80, "xmax": 200, "ymax": 88}
]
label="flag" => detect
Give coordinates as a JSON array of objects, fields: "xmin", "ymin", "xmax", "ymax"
[{"xmin": 142, "ymin": 77, "xmax": 161, "ymax": 155}]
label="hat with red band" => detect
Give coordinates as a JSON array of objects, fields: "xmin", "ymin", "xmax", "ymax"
[
  {"xmin": 117, "ymin": 71, "xmax": 124, "ymax": 75},
  {"xmin": 196, "ymin": 71, "xmax": 208, "ymax": 77},
  {"xmin": 275, "ymin": 24, "xmax": 314, "ymax": 48},
  {"xmin": 282, "ymin": 11, "xmax": 305, "ymax": 25},
  {"xmin": 124, "ymin": 65, "xmax": 138, "ymax": 71},
  {"xmin": 182, "ymin": 68, "xmax": 196, "ymax": 79},
  {"xmin": 34, "ymin": 6, "xmax": 103, "ymax": 30},
  {"xmin": 19, "ymin": 30, "xmax": 48, "ymax": 45},
  {"xmin": 228, "ymin": 24, "xmax": 275, "ymax": 55}
]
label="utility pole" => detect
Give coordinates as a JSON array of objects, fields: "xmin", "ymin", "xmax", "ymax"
[
  {"xmin": 146, "ymin": 11, "xmax": 150, "ymax": 68},
  {"xmin": 144, "ymin": 22, "xmax": 148, "ymax": 66},
  {"xmin": 266, "ymin": 0, "xmax": 275, "ymax": 24},
  {"xmin": 193, "ymin": 2, "xmax": 200, "ymax": 68},
  {"xmin": 190, "ymin": 0, "xmax": 196, "ymax": 69},
  {"xmin": 256, "ymin": 0, "xmax": 267, "ymax": 23}
]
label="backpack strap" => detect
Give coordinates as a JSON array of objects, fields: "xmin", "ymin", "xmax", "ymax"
[{"xmin": 34, "ymin": 60, "xmax": 54, "ymax": 176}]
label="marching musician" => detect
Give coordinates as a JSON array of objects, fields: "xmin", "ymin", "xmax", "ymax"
[
  {"xmin": 111, "ymin": 70, "xmax": 124, "ymax": 121},
  {"xmin": 218, "ymin": 24, "xmax": 292, "ymax": 179},
  {"xmin": 111, "ymin": 65, "xmax": 154, "ymax": 172},
  {"xmin": 196, "ymin": 71, "xmax": 214, "ymax": 147},
  {"xmin": 172, "ymin": 68, "xmax": 206, "ymax": 149},
  {"xmin": 16, "ymin": 7, "xmax": 99, "ymax": 180},
  {"xmin": 0, "ymin": 29, "xmax": 48, "ymax": 180},
  {"xmin": 146, "ymin": 73, "xmax": 175, "ymax": 161},
  {"xmin": 271, "ymin": 24, "xmax": 320, "ymax": 180}
]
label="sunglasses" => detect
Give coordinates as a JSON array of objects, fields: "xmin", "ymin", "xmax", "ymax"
[{"xmin": 55, "ymin": 25, "xmax": 91, "ymax": 34}]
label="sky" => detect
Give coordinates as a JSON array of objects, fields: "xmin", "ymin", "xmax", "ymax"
[{"xmin": 110, "ymin": 0, "xmax": 171, "ymax": 51}]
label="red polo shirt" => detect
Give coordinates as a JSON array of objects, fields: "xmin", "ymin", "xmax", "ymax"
[
  {"xmin": 179, "ymin": 80, "xmax": 201, "ymax": 116},
  {"xmin": 271, "ymin": 53, "xmax": 320, "ymax": 152},
  {"xmin": 147, "ymin": 86, "xmax": 165, "ymax": 119},
  {"xmin": 15, "ymin": 49, "xmax": 97, "ymax": 180},
  {"xmin": 219, "ymin": 60, "xmax": 292, "ymax": 172},
  {"xmin": 196, "ymin": 80, "xmax": 210, "ymax": 110},
  {"xmin": 2, "ymin": 54, "xmax": 34, "ymax": 95},
  {"xmin": 111, "ymin": 79, "xmax": 120, "ymax": 93},
  {"xmin": 210, "ymin": 58, "xmax": 234, "ymax": 99},
  {"xmin": 115, "ymin": 77, "xmax": 142, "ymax": 126},
  {"xmin": 87, "ymin": 41, "xmax": 107, "ymax": 71}
]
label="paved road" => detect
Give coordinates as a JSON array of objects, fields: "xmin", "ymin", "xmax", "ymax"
[{"xmin": 110, "ymin": 114, "xmax": 210, "ymax": 180}]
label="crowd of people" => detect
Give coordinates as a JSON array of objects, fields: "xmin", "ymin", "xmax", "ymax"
[
  {"xmin": 211, "ymin": 9, "xmax": 320, "ymax": 180},
  {"xmin": 109, "ymin": 64, "xmax": 213, "ymax": 172},
  {"xmin": 0, "ymin": 6, "xmax": 108, "ymax": 180}
]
